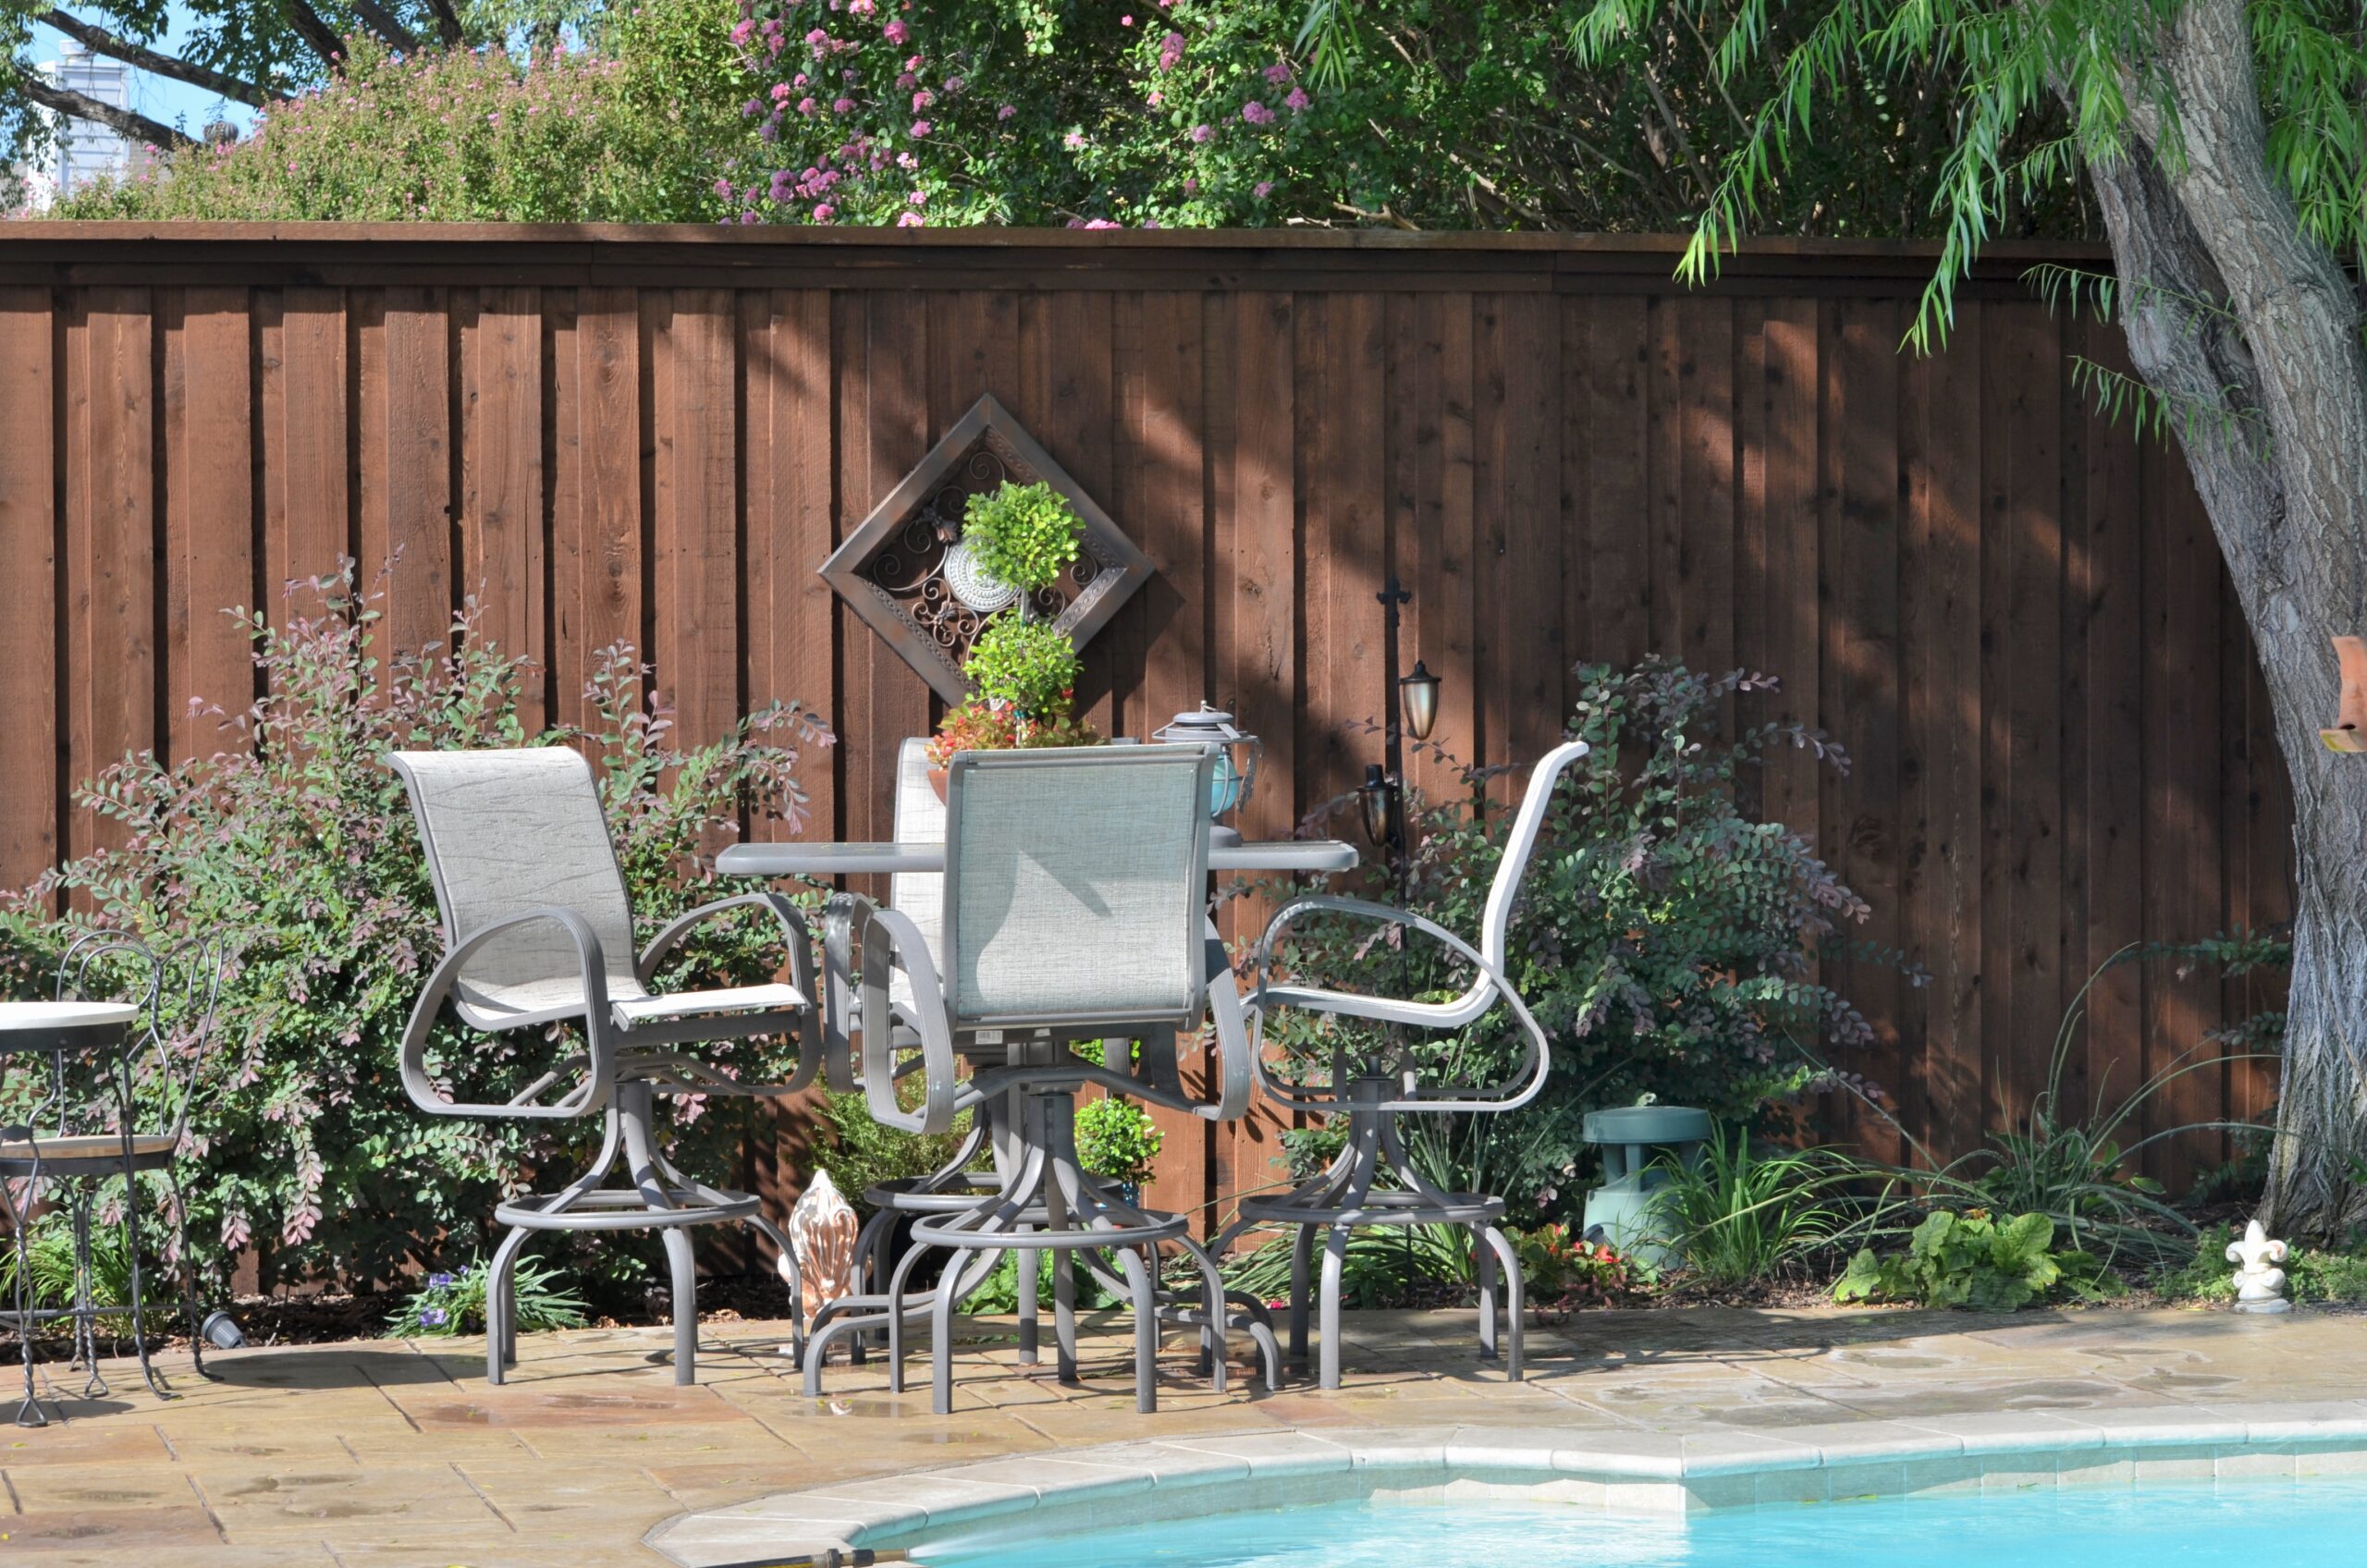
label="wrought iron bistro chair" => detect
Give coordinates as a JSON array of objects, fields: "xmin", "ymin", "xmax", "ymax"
[
  {"xmin": 1224, "ymin": 739, "xmax": 1588, "ymax": 1390},
  {"xmin": 388, "ymin": 747, "xmax": 821, "ymax": 1386},
  {"xmin": 3, "ymin": 933, "xmax": 230, "ymax": 1427},
  {"xmin": 804, "ymin": 744, "xmax": 1281, "ymax": 1415}
]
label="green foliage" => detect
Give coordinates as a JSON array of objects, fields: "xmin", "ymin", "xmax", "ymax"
[
  {"xmin": 2151, "ymin": 1222, "xmax": 2367, "ymax": 1305},
  {"xmin": 811, "ymin": 1084, "xmax": 972, "ymax": 1212},
  {"xmin": 1834, "ymin": 1209, "xmax": 2117, "ymax": 1311},
  {"xmin": 1654, "ymin": 1126, "xmax": 1858, "ymax": 1289},
  {"xmin": 0, "ymin": 1203, "xmax": 171, "ymax": 1331},
  {"xmin": 1569, "ymin": 0, "xmax": 2367, "ymax": 349},
  {"xmin": 1220, "ymin": 1223, "xmax": 1473, "ymax": 1309},
  {"xmin": 1259, "ymin": 660, "xmax": 1902, "ymax": 1229},
  {"xmin": 49, "ymin": 3, "xmax": 752, "ymax": 222},
  {"xmin": 961, "ymin": 482, "xmax": 1084, "ymax": 596},
  {"xmin": 962, "ymin": 616, "xmax": 1082, "ymax": 718},
  {"xmin": 1512, "ymin": 1222, "xmax": 1654, "ymax": 1305},
  {"xmin": 1073, "ymin": 1095, "xmax": 1162, "ymax": 1188},
  {"xmin": 1850, "ymin": 951, "xmax": 2261, "ymax": 1271},
  {"xmin": 388, "ymin": 1255, "xmax": 588, "ymax": 1337},
  {"xmin": 0, "ymin": 562, "xmax": 828, "ymax": 1290}
]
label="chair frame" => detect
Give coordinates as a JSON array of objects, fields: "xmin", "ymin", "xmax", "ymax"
[
  {"xmin": 388, "ymin": 749, "xmax": 822, "ymax": 1386},
  {"xmin": 1219, "ymin": 738, "xmax": 1589, "ymax": 1390}
]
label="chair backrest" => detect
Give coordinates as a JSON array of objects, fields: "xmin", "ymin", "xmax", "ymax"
[
  {"xmin": 387, "ymin": 747, "xmax": 642, "ymax": 1028},
  {"xmin": 939, "ymin": 745, "xmax": 1213, "ymax": 1029},
  {"xmin": 1478, "ymin": 739, "xmax": 1592, "ymax": 972}
]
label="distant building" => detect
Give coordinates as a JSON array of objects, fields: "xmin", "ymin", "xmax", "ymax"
[{"xmin": 20, "ymin": 41, "xmax": 158, "ymax": 206}]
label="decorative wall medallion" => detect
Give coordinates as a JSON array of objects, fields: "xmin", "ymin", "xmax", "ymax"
[{"xmin": 817, "ymin": 394, "xmax": 1154, "ymax": 703}]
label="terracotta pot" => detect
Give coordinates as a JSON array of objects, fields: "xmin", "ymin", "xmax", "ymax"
[{"xmin": 927, "ymin": 765, "xmax": 949, "ymax": 802}]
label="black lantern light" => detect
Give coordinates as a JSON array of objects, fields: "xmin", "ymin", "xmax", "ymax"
[
  {"xmin": 1398, "ymin": 660, "xmax": 1441, "ymax": 743},
  {"xmin": 1358, "ymin": 765, "xmax": 1393, "ymax": 847}
]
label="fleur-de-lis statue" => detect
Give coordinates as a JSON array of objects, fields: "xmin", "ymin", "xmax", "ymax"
[
  {"xmin": 786, "ymin": 1168, "xmax": 859, "ymax": 1325},
  {"xmin": 2226, "ymin": 1219, "xmax": 2290, "ymax": 1314}
]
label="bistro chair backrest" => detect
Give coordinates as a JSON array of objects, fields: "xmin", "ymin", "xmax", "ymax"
[
  {"xmin": 939, "ymin": 745, "xmax": 1213, "ymax": 1031},
  {"xmin": 388, "ymin": 748, "xmax": 643, "ymax": 1030}
]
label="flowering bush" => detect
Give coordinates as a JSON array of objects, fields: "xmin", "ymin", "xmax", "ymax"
[
  {"xmin": 388, "ymin": 1256, "xmax": 588, "ymax": 1337},
  {"xmin": 0, "ymin": 564, "xmax": 829, "ymax": 1291},
  {"xmin": 54, "ymin": 16, "xmax": 752, "ymax": 222},
  {"xmin": 1513, "ymin": 1224, "xmax": 1653, "ymax": 1307},
  {"xmin": 923, "ymin": 698, "xmax": 1098, "ymax": 768}
]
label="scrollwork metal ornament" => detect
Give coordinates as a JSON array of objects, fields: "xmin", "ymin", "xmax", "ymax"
[{"xmin": 817, "ymin": 395, "xmax": 1154, "ymax": 702}]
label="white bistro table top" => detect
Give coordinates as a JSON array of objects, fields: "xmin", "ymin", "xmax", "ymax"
[
  {"xmin": 716, "ymin": 837, "xmax": 1360, "ymax": 878},
  {"xmin": 0, "ymin": 1000, "xmax": 138, "ymax": 1031}
]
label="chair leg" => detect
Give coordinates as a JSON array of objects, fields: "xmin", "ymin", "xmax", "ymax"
[
  {"xmin": 662, "ymin": 1228, "xmax": 698, "ymax": 1387},
  {"xmin": 883, "ymin": 1238, "xmax": 936, "ymax": 1395},
  {"xmin": 929, "ymin": 1243, "xmax": 965, "ymax": 1416},
  {"xmin": 1473, "ymin": 1221, "xmax": 1500, "ymax": 1363},
  {"xmin": 1013, "ymin": 1220, "xmax": 1040, "ymax": 1366},
  {"xmin": 484, "ymin": 1227, "xmax": 532, "ymax": 1385},
  {"xmin": 1479, "ymin": 1224, "xmax": 1524, "ymax": 1381},
  {"xmin": 119, "ymin": 1171, "xmax": 174, "ymax": 1400},
  {"xmin": 1318, "ymin": 1224, "xmax": 1351, "ymax": 1391},
  {"xmin": 1110, "ymin": 1243, "xmax": 1158, "ymax": 1415},
  {"xmin": 7, "ymin": 1182, "xmax": 44, "ymax": 1428},
  {"xmin": 1288, "ymin": 1223, "xmax": 1316, "ymax": 1370}
]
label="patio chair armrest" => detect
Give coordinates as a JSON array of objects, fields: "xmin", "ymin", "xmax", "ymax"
[
  {"xmin": 1249, "ymin": 895, "xmax": 1551, "ymax": 1115},
  {"xmin": 857, "ymin": 906, "xmax": 958, "ymax": 1136},
  {"xmin": 818, "ymin": 891, "xmax": 876, "ymax": 1094},
  {"xmin": 399, "ymin": 907, "xmax": 616, "ymax": 1121},
  {"xmin": 635, "ymin": 891, "xmax": 822, "ymax": 1093}
]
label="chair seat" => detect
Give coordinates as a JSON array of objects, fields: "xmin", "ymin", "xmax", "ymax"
[
  {"xmin": 611, "ymin": 983, "xmax": 809, "ymax": 1026},
  {"xmin": 0, "ymin": 1132, "xmax": 178, "ymax": 1164}
]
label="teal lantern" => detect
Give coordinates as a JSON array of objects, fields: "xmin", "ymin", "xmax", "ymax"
[{"xmin": 1154, "ymin": 704, "xmax": 1261, "ymax": 842}]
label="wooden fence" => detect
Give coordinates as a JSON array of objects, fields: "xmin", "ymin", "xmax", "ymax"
[{"xmin": 0, "ymin": 226, "xmax": 2288, "ymax": 1228}]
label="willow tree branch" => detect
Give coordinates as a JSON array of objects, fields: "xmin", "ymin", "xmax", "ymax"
[
  {"xmin": 350, "ymin": 0, "xmax": 422, "ymax": 53},
  {"xmin": 419, "ymin": 0, "xmax": 464, "ymax": 46},
  {"xmin": 40, "ymin": 9, "xmax": 284, "ymax": 105},
  {"xmin": 17, "ymin": 73, "xmax": 194, "ymax": 148}
]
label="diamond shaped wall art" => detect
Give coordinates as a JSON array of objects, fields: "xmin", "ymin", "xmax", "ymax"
[{"xmin": 818, "ymin": 394, "xmax": 1154, "ymax": 704}]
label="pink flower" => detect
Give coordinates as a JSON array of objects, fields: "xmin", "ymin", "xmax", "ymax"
[
  {"xmin": 1241, "ymin": 100, "xmax": 1275, "ymax": 125},
  {"xmin": 909, "ymin": 189, "xmax": 926, "ymax": 203},
  {"xmin": 833, "ymin": 96, "xmax": 854, "ymax": 113},
  {"xmin": 1285, "ymin": 86, "xmax": 1310, "ymax": 111},
  {"xmin": 945, "ymin": 75, "xmax": 963, "ymax": 92},
  {"xmin": 770, "ymin": 82, "xmax": 794, "ymax": 102},
  {"xmin": 911, "ymin": 119, "xmax": 931, "ymax": 136},
  {"xmin": 1182, "ymin": 177, "xmax": 1197, "ymax": 194},
  {"xmin": 850, "ymin": 0, "xmax": 874, "ymax": 11},
  {"xmin": 1147, "ymin": 91, "xmax": 1162, "ymax": 106},
  {"xmin": 883, "ymin": 18, "xmax": 907, "ymax": 43},
  {"xmin": 897, "ymin": 70, "xmax": 916, "ymax": 90},
  {"xmin": 798, "ymin": 97, "xmax": 817, "ymax": 116},
  {"xmin": 1158, "ymin": 31, "xmax": 1184, "ymax": 70},
  {"xmin": 813, "ymin": 202, "xmax": 836, "ymax": 221},
  {"xmin": 1264, "ymin": 61, "xmax": 1291, "ymax": 84},
  {"xmin": 793, "ymin": 72, "xmax": 808, "ymax": 86},
  {"xmin": 730, "ymin": 19, "xmax": 754, "ymax": 45},
  {"xmin": 1189, "ymin": 123, "xmax": 1213, "ymax": 142},
  {"xmin": 913, "ymin": 89, "xmax": 934, "ymax": 109},
  {"xmin": 1255, "ymin": 180, "xmax": 1274, "ymax": 198},
  {"xmin": 897, "ymin": 211, "xmax": 925, "ymax": 227},
  {"xmin": 805, "ymin": 27, "xmax": 828, "ymax": 44},
  {"xmin": 997, "ymin": 103, "xmax": 1015, "ymax": 119},
  {"xmin": 714, "ymin": 177, "xmax": 734, "ymax": 197},
  {"xmin": 1063, "ymin": 130, "xmax": 1086, "ymax": 148},
  {"xmin": 1121, "ymin": 13, "xmax": 1134, "ymax": 23}
]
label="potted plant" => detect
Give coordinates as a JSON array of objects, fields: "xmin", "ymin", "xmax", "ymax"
[{"xmin": 925, "ymin": 482, "xmax": 1101, "ymax": 793}]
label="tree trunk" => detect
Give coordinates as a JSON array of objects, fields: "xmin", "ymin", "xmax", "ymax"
[{"xmin": 2079, "ymin": 0, "xmax": 2367, "ymax": 1238}]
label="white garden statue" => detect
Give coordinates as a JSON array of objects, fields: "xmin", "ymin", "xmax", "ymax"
[
  {"xmin": 785, "ymin": 1168, "xmax": 859, "ymax": 1325},
  {"xmin": 2226, "ymin": 1219, "xmax": 2290, "ymax": 1314}
]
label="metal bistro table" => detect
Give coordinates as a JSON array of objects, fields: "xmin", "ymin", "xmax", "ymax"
[
  {"xmin": 714, "ymin": 832, "xmax": 1355, "ymax": 1391},
  {"xmin": 0, "ymin": 1000, "xmax": 164, "ymax": 1427}
]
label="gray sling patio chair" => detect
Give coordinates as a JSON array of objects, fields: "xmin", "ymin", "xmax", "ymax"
[
  {"xmin": 801, "ymin": 744, "xmax": 1280, "ymax": 1414},
  {"xmin": 1222, "ymin": 738, "xmax": 1588, "ymax": 1390},
  {"xmin": 388, "ymin": 747, "xmax": 820, "ymax": 1386}
]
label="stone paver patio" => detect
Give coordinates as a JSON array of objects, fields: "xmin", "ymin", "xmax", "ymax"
[{"xmin": 6, "ymin": 1305, "xmax": 2363, "ymax": 1565}]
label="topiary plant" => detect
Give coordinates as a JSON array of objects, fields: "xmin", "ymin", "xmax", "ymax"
[
  {"xmin": 962, "ymin": 616, "xmax": 1083, "ymax": 718},
  {"xmin": 962, "ymin": 481, "xmax": 1085, "ymax": 599}
]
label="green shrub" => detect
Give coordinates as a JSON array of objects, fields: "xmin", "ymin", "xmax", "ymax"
[
  {"xmin": 0, "ymin": 565, "xmax": 828, "ymax": 1292},
  {"xmin": 1834, "ymin": 1210, "xmax": 2118, "ymax": 1311},
  {"xmin": 52, "ymin": 5, "xmax": 751, "ymax": 223},
  {"xmin": 962, "ymin": 482, "xmax": 1085, "ymax": 597},
  {"xmin": 812, "ymin": 1084, "xmax": 973, "ymax": 1213},
  {"xmin": 1073, "ymin": 1096, "xmax": 1163, "ymax": 1190},
  {"xmin": 962, "ymin": 618, "xmax": 1083, "ymax": 719},
  {"xmin": 1220, "ymin": 1224, "xmax": 1472, "ymax": 1310},
  {"xmin": 1257, "ymin": 660, "xmax": 1902, "ymax": 1229},
  {"xmin": 1512, "ymin": 1223, "xmax": 1654, "ymax": 1305},
  {"xmin": 1655, "ymin": 1127, "xmax": 1858, "ymax": 1289},
  {"xmin": 389, "ymin": 1256, "xmax": 588, "ymax": 1337},
  {"xmin": 0, "ymin": 1205, "xmax": 174, "ymax": 1333}
]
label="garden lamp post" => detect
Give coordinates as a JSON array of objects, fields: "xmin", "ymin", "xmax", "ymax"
[{"xmin": 1359, "ymin": 575, "xmax": 1442, "ymax": 875}]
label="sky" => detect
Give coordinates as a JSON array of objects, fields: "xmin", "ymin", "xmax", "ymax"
[{"xmin": 31, "ymin": 11, "xmax": 262, "ymax": 145}]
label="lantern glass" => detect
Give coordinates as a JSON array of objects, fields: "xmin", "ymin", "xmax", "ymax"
[
  {"xmin": 1154, "ymin": 704, "xmax": 1261, "ymax": 825},
  {"xmin": 1358, "ymin": 766, "xmax": 1392, "ymax": 845},
  {"xmin": 1400, "ymin": 660, "xmax": 1441, "ymax": 742}
]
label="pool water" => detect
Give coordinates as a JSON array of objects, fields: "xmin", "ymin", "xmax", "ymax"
[{"xmin": 912, "ymin": 1476, "xmax": 2367, "ymax": 1567}]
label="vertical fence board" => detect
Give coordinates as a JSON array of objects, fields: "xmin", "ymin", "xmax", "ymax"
[
  {"xmin": 164, "ymin": 288, "xmax": 255, "ymax": 762},
  {"xmin": 359, "ymin": 288, "xmax": 452, "ymax": 661},
  {"xmin": 261, "ymin": 287, "xmax": 350, "ymax": 615},
  {"xmin": 553, "ymin": 288, "xmax": 644, "ymax": 733},
  {"xmin": 0, "ymin": 288, "xmax": 56, "ymax": 890},
  {"xmin": 66, "ymin": 291, "xmax": 154, "ymax": 859},
  {"xmin": 652, "ymin": 290, "xmax": 741, "ymax": 756},
  {"xmin": 460, "ymin": 287, "xmax": 546, "ymax": 730}
]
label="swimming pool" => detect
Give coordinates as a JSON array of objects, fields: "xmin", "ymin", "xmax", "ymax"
[{"xmin": 912, "ymin": 1476, "xmax": 2367, "ymax": 1568}]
